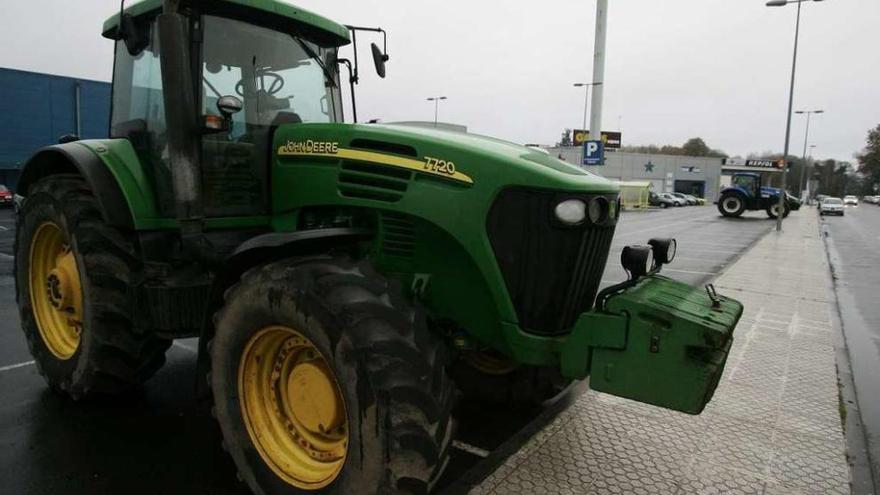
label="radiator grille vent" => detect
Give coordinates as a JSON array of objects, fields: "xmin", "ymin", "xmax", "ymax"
[
  {"xmin": 379, "ymin": 212, "xmax": 416, "ymax": 259},
  {"xmin": 338, "ymin": 161, "xmax": 411, "ymax": 203}
]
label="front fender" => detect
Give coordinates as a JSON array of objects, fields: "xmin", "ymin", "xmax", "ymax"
[{"xmin": 194, "ymin": 227, "xmax": 373, "ymax": 398}]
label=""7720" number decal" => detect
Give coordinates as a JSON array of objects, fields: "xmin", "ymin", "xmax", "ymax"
[{"xmin": 423, "ymin": 156, "xmax": 457, "ymax": 176}]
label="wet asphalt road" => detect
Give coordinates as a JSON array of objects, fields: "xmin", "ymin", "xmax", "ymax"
[
  {"xmin": 0, "ymin": 205, "xmax": 773, "ymax": 494},
  {"xmin": 823, "ymin": 202, "xmax": 880, "ymax": 486}
]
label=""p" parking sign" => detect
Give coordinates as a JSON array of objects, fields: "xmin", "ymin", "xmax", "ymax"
[{"xmin": 582, "ymin": 140, "xmax": 604, "ymax": 166}]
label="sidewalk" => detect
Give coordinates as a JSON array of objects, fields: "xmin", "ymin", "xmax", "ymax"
[{"xmin": 473, "ymin": 211, "xmax": 851, "ymax": 494}]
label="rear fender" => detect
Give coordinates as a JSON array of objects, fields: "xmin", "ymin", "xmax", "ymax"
[{"xmin": 17, "ymin": 143, "xmax": 133, "ymax": 228}]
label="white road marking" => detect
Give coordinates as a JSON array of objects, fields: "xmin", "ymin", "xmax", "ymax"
[
  {"xmin": 0, "ymin": 360, "xmax": 35, "ymax": 372},
  {"xmin": 173, "ymin": 341, "xmax": 197, "ymax": 353},
  {"xmin": 0, "ymin": 225, "xmax": 8, "ymax": 231},
  {"xmin": 452, "ymin": 440, "xmax": 491, "ymax": 458},
  {"xmin": 0, "ymin": 253, "xmax": 13, "ymax": 260}
]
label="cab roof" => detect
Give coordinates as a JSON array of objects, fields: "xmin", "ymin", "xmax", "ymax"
[{"xmin": 102, "ymin": 0, "xmax": 350, "ymax": 47}]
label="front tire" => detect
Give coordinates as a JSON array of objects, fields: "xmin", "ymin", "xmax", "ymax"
[
  {"xmin": 15, "ymin": 175, "xmax": 169, "ymax": 398},
  {"xmin": 210, "ymin": 256, "xmax": 456, "ymax": 494},
  {"xmin": 717, "ymin": 194, "xmax": 746, "ymax": 218},
  {"xmin": 451, "ymin": 351, "xmax": 568, "ymax": 406}
]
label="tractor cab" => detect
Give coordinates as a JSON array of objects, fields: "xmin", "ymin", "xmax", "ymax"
[
  {"xmin": 104, "ymin": 2, "xmax": 349, "ymax": 218},
  {"xmin": 730, "ymin": 172, "xmax": 761, "ymax": 204}
]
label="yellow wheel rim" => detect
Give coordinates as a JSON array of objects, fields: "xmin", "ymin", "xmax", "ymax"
[
  {"xmin": 238, "ymin": 326, "xmax": 348, "ymax": 490},
  {"xmin": 28, "ymin": 221, "xmax": 83, "ymax": 360}
]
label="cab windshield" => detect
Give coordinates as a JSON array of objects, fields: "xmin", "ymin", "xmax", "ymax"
[
  {"xmin": 201, "ymin": 14, "xmax": 342, "ymax": 137},
  {"xmin": 199, "ymin": 15, "xmax": 343, "ymax": 216}
]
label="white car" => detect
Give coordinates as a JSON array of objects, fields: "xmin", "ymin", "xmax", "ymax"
[
  {"xmin": 843, "ymin": 195, "xmax": 858, "ymax": 206},
  {"xmin": 820, "ymin": 197, "xmax": 845, "ymax": 216}
]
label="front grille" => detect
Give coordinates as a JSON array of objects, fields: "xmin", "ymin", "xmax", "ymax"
[{"xmin": 486, "ymin": 187, "xmax": 618, "ymax": 335}]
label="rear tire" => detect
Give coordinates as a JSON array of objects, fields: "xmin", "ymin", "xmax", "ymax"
[
  {"xmin": 717, "ymin": 194, "xmax": 746, "ymax": 218},
  {"xmin": 210, "ymin": 256, "xmax": 456, "ymax": 494},
  {"xmin": 15, "ymin": 174, "xmax": 169, "ymax": 398}
]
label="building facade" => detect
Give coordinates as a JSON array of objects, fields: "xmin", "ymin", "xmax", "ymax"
[
  {"xmin": 0, "ymin": 68, "xmax": 111, "ymax": 191},
  {"xmin": 548, "ymin": 147, "xmax": 725, "ymax": 202}
]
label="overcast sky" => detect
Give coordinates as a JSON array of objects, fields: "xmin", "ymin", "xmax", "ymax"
[{"xmin": 2, "ymin": 0, "xmax": 877, "ymax": 162}]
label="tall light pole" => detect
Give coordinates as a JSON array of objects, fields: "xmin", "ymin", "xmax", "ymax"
[
  {"xmin": 795, "ymin": 109, "xmax": 823, "ymax": 199},
  {"xmin": 589, "ymin": 0, "xmax": 609, "ymax": 147},
  {"xmin": 765, "ymin": 0, "xmax": 824, "ymax": 232},
  {"xmin": 426, "ymin": 96, "xmax": 447, "ymax": 127},
  {"xmin": 573, "ymin": 82, "xmax": 602, "ymax": 132}
]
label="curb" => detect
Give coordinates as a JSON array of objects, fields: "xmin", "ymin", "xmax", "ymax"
[{"xmin": 822, "ymin": 220, "xmax": 878, "ymax": 494}]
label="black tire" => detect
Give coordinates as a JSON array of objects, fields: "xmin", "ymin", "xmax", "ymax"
[
  {"xmin": 15, "ymin": 174, "xmax": 169, "ymax": 398},
  {"xmin": 451, "ymin": 353, "xmax": 568, "ymax": 406},
  {"xmin": 210, "ymin": 256, "xmax": 456, "ymax": 494},
  {"xmin": 766, "ymin": 201, "xmax": 790, "ymax": 219},
  {"xmin": 717, "ymin": 194, "xmax": 746, "ymax": 218},
  {"xmin": 660, "ymin": 203, "xmax": 669, "ymax": 209}
]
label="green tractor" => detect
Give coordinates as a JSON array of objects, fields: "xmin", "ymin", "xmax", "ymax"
[{"xmin": 14, "ymin": 0, "xmax": 743, "ymax": 493}]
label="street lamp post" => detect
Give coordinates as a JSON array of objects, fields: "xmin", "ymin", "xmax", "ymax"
[
  {"xmin": 573, "ymin": 83, "xmax": 601, "ymax": 133},
  {"xmin": 426, "ymin": 96, "xmax": 447, "ymax": 127},
  {"xmin": 765, "ymin": 0, "xmax": 824, "ymax": 232},
  {"xmin": 795, "ymin": 109, "xmax": 823, "ymax": 199}
]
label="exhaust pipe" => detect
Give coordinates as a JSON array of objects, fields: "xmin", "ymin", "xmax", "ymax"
[{"xmin": 157, "ymin": 1, "xmax": 217, "ymax": 263}]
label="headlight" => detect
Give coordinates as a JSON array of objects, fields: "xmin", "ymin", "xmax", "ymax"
[
  {"xmin": 621, "ymin": 245, "xmax": 654, "ymax": 280},
  {"xmin": 648, "ymin": 238, "xmax": 677, "ymax": 266},
  {"xmin": 588, "ymin": 197, "xmax": 609, "ymax": 224},
  {"xmin": 554, "ymin": 199, "xmax": 587, "ymax": 225}
]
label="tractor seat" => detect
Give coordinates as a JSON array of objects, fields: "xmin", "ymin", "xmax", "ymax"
[{"xmin": 270, "ymin": 111, "xmax": 302, "ymax": 126}]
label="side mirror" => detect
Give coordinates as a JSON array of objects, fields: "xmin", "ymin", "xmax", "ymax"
[
  {"xmin": 121, "ymin": 13, "xmax": 148, "ymax": 55},
  {"xmin": 371, "ymin": 42, "xmax": 389, "ymax": 78},
  {"xmin": 217, "ymin": 95, "xmax": 243, "ymax": 117}
]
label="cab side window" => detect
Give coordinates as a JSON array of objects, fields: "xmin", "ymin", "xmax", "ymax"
[{"xmin": 110, "ymin": 18, "xmax": 175, "ymax": 216}]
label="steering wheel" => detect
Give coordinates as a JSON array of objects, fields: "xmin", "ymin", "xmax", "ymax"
[{"xmin": 236, "ymin": 71, "xmax": 285, "ymax": 97}]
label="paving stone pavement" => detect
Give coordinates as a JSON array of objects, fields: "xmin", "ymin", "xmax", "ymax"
[{"xmin": 473, "ymin": 211, "xmax": 851, "ymax": 495}]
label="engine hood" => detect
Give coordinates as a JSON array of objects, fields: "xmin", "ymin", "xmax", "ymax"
[{"xmin": 272, "ymin": 122, "xmax": 618, "ymax": 194}]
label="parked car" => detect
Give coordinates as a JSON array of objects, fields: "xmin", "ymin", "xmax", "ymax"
[
  {"xmin": 672, "ymin": 192, "xmax": 696, "ymax": 205},
  {"xmin": 0, "ymin": 185, "xmax": 12, "ymax": 207},
  {"xmin": 844, "ymin": 195, "xmax": 858, "ymax": 206},
  {"xmin": 819, "ymin": 197, "xmax": 845, "ymax": 216},
  {"xmin": 659, "ymin": 192, "xmax": 685, "ymax": 206},
  {"xmin": 649, "ymin": 191, "xmax": 676, "ymax": 208},
  {"xmin": 684, "ymin": 194, "xmax": 706, "ymax": 205}
]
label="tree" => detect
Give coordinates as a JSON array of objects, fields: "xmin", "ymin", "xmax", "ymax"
[
  {"xmin": 681, "ymin": 138, "xmax": 710, "ymax": 156},
  {"xmin": 856, "ymin": 124, "xmax": 880, "ymax": 193},
  {"xmin": 620, "ymin": 138, "xmax": 726, "ymax": 158}
]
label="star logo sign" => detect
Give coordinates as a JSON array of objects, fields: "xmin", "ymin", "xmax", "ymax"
[{"xmin": 644, "ymin": 161, "xmax": 654, "ymax": 173}]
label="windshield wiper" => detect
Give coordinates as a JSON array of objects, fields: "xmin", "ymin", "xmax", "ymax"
[{"xmin": 292, "ymin": 36, "xmax": 337, "ymax": 88}]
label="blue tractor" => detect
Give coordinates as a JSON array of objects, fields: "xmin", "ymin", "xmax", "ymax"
[{"xmin": 717, "ymin": 172, "xmax": 801, "ymax": 219}]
